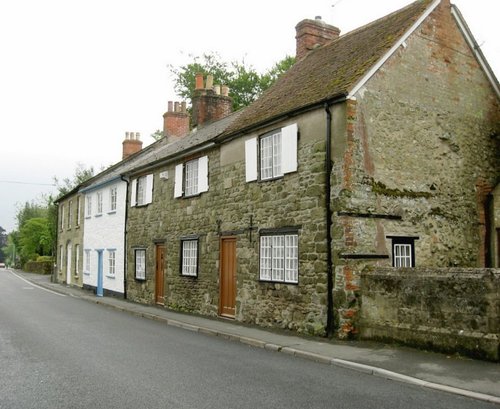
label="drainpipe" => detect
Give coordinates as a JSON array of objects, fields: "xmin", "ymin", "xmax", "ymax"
[
  {"xmin": 121, "ymin": 175, "xmax": 129, "ymax": 299},
  {"xmin": 324, "ymin": 103, "xmax": 334, "ymax": 338}
]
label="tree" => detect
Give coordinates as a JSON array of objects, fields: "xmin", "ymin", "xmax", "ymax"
[
  {"xmin": 169, "ymin": 52, "xmax": 295, "ymax": 113},
  {"xmin": 18, "ymin": 218, "xmax": 51, "ymax": 262},
  {"xmin": 53, "ymin": 162, "xmax": 95, "ymax": 197},
  {"xmin": 0, "ymin": 226, "xmax": 7, "ymax": 263}
]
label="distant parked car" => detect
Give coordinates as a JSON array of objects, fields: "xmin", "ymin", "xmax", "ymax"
[{"xmin": 0, "ymin": 263, "xmax": 6, "ymax": 269}]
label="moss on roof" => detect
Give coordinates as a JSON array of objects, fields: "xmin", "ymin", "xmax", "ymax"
[{"xmin": 223, "ymin": 0, "xmax": 434, "ymax": 136}]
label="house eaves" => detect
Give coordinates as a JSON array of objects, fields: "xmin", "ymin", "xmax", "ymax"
[
  {"xmin": 347, "ymin": 0, "xmax": 440, "ymax": 98},
  {"xmin": 450, "ymin": 5, "xmax": 500, "ymax": 100}
]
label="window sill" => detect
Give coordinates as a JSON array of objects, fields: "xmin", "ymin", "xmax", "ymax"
[
  {"xmin": 105, "ymin": 275, "xmax": 115, "ymax": 279},
  {"xmin": 259, "ymin": 175, "xmax": 284, "ymax": 183},
  {"xmin": 107, "ymin": 210, "xmax": 117, "ymax": 215},
  {"xmin": 94, "ymin": 213, "xmax": 103, "ymax": 218},
  {"xmin": 85, "ymin": 216, "xmax": 91, "ymax": 220},
  {"xmin": 259, "ymin": 279, "xmax": 299, "ymax": 286},
  {"xmin": 135, "ymin": 277, "xmax": 146, "ymax": 282},
  {"xmin": 83, "ymin": 271, "xmax": 90, "ymax": 276}
]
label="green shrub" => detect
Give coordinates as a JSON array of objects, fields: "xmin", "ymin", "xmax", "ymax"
[{"xmin": 24, "ymin": 260, "xmax": 53, "ymax": 275}]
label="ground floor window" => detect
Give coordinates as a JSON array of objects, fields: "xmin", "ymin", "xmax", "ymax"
[
  {"xmin": 84, "ymin": 250, "xmax": 91, "ymax": 274},
  {"xmin": 108, "ymin": 250, "xmax": 116, "ymax": 276},
  {"xmin": 180, "ymin": 238, "xmax": 198, "ymax": 277},
  {"xmin": 135, "ymin": 249, "xmax": 146, "ymax": 280},
  {"xmin": 260, "ymin": 233, "xmax": 298, "ymax": 283},
  {"xmin": 387, "ymin": 236, "xmax": 418, "ymax": 268}
]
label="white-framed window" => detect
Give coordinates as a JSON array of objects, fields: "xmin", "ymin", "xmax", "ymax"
[
  {"xmin": 260, "ymin": 233, "xmax": 299, "ymax": 284},
  {"xmin": 86, "ymin": 195, "xmax": 92, "ymax": 217},
  {"xmin": 131, "ymin": 175, "xmax": 153, "ymax": 207},
  {"xmin": 135, "ymin": 249, "xmax": 146, "ymax": 280},
  {"xmin": 110, "ymin": 187, "xmax": 117, "ymax": 212},
  {"xmin": 84, "ymin": 250, "xmax": 91, "ymax": 274},
  {"xmin": 60, "ymin": 205, "xmax": 64, "ymax": 231},
  {"xmin": 181, "ymin": 239, "xmax": 198, "ymax": 277},
  {"xmin": 75, "ymin": 244, "xmax": 80, "ymax": 276},
  {"xmin": 174, "ymin": 156, "xmax": 209, "ymax": 198},
  {"xmin": 68, "ymin": 200, "xmax": 72, "ymax": 229},
  {"xmin": 185, "ymin": 159, "xmax": 199, "ymax": 196},
  {"xmin": 260, "ymin": 130, "xmax": 282, "ymax": 180},
  {"xmin": 388, "ymin": 236, "xmax": 417, "ymax": 268},
  {"xmin": 108, "ymin": 250, "xmax": 116, "ymax": 276},
  {"xmin": 59, "ymin": 245, "xmax": 63, "ymax": 272},
  {"xmin": 76, "ymin": 196, "xmax": 81, "ymax": 226},
  {"xmin": 245, "ymin": 123, "xmax": 298, "ymax": 182},
  {"xmin": 96, "ymin": 192, "xmax": 103, "ymax": 215}
]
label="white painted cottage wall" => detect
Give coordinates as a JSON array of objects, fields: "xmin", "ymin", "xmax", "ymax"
[{"xmin": 82, "ymin": 181, "xmax": 126, "ymax": 294}]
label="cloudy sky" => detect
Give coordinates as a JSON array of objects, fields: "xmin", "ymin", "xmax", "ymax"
[{"xmin": 0, "ymin": 0, "xmax": 498, "ymax": 232}]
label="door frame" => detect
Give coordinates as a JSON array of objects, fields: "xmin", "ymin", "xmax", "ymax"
[
  {"xmin": 219, "ymin": 236, "xmax": 237, "ymax": 318},
  {"xmin": 155, "ymin": 243, "xmax": 165, "ymax": 305},
  {"xmin": 96, "ymin": 250, "xmax": 103, "ymax": 297}
]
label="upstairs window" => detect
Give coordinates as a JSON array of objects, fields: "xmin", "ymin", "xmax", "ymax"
[
  {"xmin": 260, "ymin": 130, "xmax": 282, "ymax": 180},
  {"xmin": 387, "ymin": 236, "xmax": 418, "ymax": 268},
  {"xmin": 245, "ymin": 123, "xmax": 298, "ymax": 182},
  {"xmin": 174, "ymin": 156, "xmax": 209, "ymax": 198},
  {"xmin": 68, "ymin": 200, "xmax": 72, "ymax": 229},
  {"xmin": 96, "ymin": 192, "xmax": 103, "ymax": 215},
  {"xmin": 110, "ymin": 187, "xmax": 117, "ymax": 211},
  {"xmin": 131, "ymin": 175, "xmax": 154, "ymax": 207},
  {"xmin": 260, "ymin": 232, "xmax": 299, "ymax": 284},
  {"xmin": 60, "ymin": 205, "xmax": 65, "ymax": 231},
  {"xmin": 76, "ymin": 196, "xmax": 81, "ymax": 226},
  {"xmin": 86, "ymin": 195, "xmax": 92, "ymax": 217}
]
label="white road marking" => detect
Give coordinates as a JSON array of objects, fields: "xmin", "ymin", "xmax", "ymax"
[{"xmin": 10, "ymin": 271, "xmax": 66, "ymax": 297}]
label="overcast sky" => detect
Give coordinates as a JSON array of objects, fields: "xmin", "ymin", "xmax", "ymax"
[{"xmin": 0, "ymin": 0, "xmax": 498, "ymax": 233}]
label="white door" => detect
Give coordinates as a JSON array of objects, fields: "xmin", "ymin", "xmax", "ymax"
[{"xmin": 66, "ymin": 243, "xmax": 72, "ymax": 284}]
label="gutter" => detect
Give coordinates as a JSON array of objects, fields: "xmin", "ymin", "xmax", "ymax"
[
  {"xmin": 324, "ymin": 103, "xmax": 335, "ymax": 338},
  {"xmin": 120, "ymin": 175, "xmax": 129, "ymax": 299},
  {"xmin": 126, "ymin": 142, "xmax": 216, "ymax": 178}
]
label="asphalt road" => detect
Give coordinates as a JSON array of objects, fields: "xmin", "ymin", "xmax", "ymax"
[{"xmin": 0, "ymin": 270, "xmax": 496, "ymax": 409}]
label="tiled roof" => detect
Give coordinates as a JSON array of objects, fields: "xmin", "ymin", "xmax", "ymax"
[
  {"xmin": 223, "ymin": 0, "xmax": 434, "ymax": 136},
  {"xmin": 80, "ymin": 110, "xmax": 244, "ymax": 191}
]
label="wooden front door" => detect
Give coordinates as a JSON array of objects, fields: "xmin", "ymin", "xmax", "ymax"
[
  {"xmin": 155, "ymin": 244, "xmax": 165, "ymax": 305},
  {"xmin": 219, "ymin": 237, "xmax": 236, "ymax": 318}
]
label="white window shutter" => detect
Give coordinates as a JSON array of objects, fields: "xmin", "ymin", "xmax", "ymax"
[
  {"xmin": 281, "ymin": 123, "xmax": 298, "ymax": 174},
  {"xmin": 198, "ymin": 156, "xmax": 209, "ymax": 193},
  {"xmin": 174, "ymin": 164, "xmax": 184, "ymax": 198},
  {"xmin": 245, "ymin": 137, "xmax": 258, "ymax": 182},
  {"xmin": 130, "ymin": 179, "xmax": 137, "ymax": 207},
  {"xmin": 145, "ymin": 174, "xmax": 154, "ymax": 204}
]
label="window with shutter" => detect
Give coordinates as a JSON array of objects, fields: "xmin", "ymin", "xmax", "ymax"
[
  {"xmin": 245, "ymin": 123, "xmax": 298, "ymax": 182},
  {"xmin": 174, "ymin": 156, "xmax": 209, "ymax": 198}
]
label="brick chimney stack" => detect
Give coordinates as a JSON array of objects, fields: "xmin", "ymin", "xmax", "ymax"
[
  {"xmin": 191, "ymin": 73, "xmax": 232, "ymax": 128},
  {"xmin": 163, "ymin": 100, "xmax": 189, "ymax": 142},
  {"xmin": 122, "ymin": 131, "xmax": 143, "ymax": 160},
  {"xmin": 295, "ymin": 16, "xmax": 340, "ymax": 60}
]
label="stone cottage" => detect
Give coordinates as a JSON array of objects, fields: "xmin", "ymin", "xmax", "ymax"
[
  {"xmin": 123, "ymin": 0, "xmax": 499, "ymax": 337},
  {"xmin": 55, "ymin": 186, "xmax": 85, "ymax": 287}
]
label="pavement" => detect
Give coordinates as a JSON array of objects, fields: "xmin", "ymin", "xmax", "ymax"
[{"xmin": 13, "ymin": 270, "xmax": 500, "ymax": 405}]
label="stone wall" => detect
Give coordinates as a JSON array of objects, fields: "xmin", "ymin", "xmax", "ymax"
[
  {"xmin": 331, "ymin": 1, "xmax": 500, "ymax": 338},
  {"xmin": 56, "ymin": 193, "xmax": 84, "ymax": 287},
  {"xmin": 126, "ymin": 109, "xmax": 335, "ymax": 335},
  {"xmin": 360, "ymin": 267, "xmax": 500, "ymax": 361}
]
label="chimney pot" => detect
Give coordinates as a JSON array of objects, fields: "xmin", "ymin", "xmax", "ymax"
[
  {"xmin": 206, "ymin": 74, "xmax": 214, "ymax": 90},
  {"xmin": 214, "ymin": 85, "xmax": 221, "ymax": 95},
  {"xmin": 181, "ymin": 101, "xmax": 187, "ymax": 113},
  {"xmin": 315, "ymin": 15, "xmax": 321, "ymax": 20},
  {"xmin": 125, "ymin": 131, "xmax": 130, "ymax": 140},
  {"xmin": 174, "ymin": 101, "xmax": 180, "ymax": 112},
  {"xmin": 136, "ymin": 132, "xmax": 140, "ymax": 140},
  {"xmin": 221, "ymin": 85, "xmax": 229, "ymax": 97},
  {"xmin": 195, "ymin": 73, "xmax": 204, "ymax": 90},
  {"xmin": 168, "ymin": 101, "xmax": 173, "ymax": 112}
]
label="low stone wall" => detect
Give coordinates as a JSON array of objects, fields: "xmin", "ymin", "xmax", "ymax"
[{"xmin": 360, "ymin": 268, "xmax": 499, "ymax": 361}]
